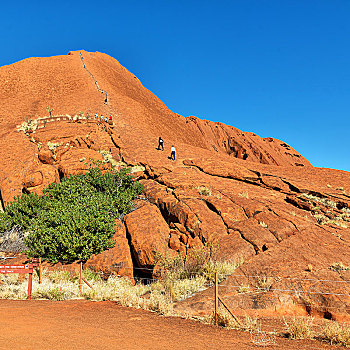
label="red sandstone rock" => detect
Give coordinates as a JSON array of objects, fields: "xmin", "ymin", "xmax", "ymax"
[
  {"xmin": 85, "ymin": 220, "xmax": 134, "ymax": 280},
  {"xmin": 0, "ymin": 51, "xmax": 349, "ymax": 319},
  {"xmin": 38, "ymin": 147, "xmax": 55, "ymax": 164},
  {"xmin": 124, "ymin": 202, "xmax": 170, "ymax": 269},
  {"xmin": 58, "ymin": 148, "xmax": 105, "ymax": 176},
  {"xmin": 23, "ymin": 164, "xmax": 59, "ymax": 194}
]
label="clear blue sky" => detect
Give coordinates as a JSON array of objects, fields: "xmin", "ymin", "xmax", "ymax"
[{"xmin": 1, "ymin": 1, "xmax": 349, "ymax": 171}]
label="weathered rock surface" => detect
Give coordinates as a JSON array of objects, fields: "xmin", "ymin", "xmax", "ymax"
[
  {"xmin": 0, "ymin": 51, "xmax": 349, "ymax": 319},
  {"xmin": 85, "ymin": 220, "xmax": 133, "ymax": 280},
  {"xmin": 125, "ymin": 202, "xmax": 171, "ymax": 272}
]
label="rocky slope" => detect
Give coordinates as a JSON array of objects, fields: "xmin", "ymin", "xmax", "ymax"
[{"xmin": 0, "ymin": 51, "xmax": 349, "ymax": 320}]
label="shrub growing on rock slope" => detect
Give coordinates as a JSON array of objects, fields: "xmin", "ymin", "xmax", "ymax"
[{"xmin": 0, "ymin": 164, "xmax": 142, "ymax": 263}]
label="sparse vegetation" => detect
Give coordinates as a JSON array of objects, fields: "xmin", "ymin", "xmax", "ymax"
[
  {"xmin": 313, "ymin": 213, "xmax": 327, "ymax": 224},
  {"xmin": 238, "ymin": 284, "xmax": 250, "ymax": 293},
  {"xmin": 301, "ymin": 193, "xmax": 337, "ymax": 209},
  {"xmin": 207, "ymin": 309, "xmax": 259, "ymax": 332},
  {"xmin": 237, "ymin": 315, "xmax": 260, "ymax": 332},
  {"xmin": 329, "ymin": 262, "xmax": 350, "ymax": 272},
  {"xmin": 238, "ymin": 191, "xmax": 249, "ymax": 199},
  {"xmin": 307, "ymin": 195, "xmax": 349, "ymax": 227},
  {"xmin": 321, "ymin": 321, "xmax": 350, "ymax": 347},
  {"xmin": 256, "ymin": 276, "xmax": 273, "ymax": 292},
  {"xmin": 0, "ymin": 249, "xmax": 239, "ymax": 317},
  {"xmin": 196, "ymin": 185, "xmax": 212, "ymax": 196},
  {"xmin": 216, "ymin": 307, "xmax": 236, "ymax": 328},
  {"xmin": 258, "ymin": 221, "xmax": 268, "ymax": 228},
  {"xmin": 306, "ymin": 264, "xmax": 313, "ymax": 272},
  {"xmin": 284, "ymin": 316, "xmax": 314, "ymax": 339},
  {"xmin": 156, "ymin": 244, "xmax": 240, "ymax": 282},
  {"xmin": 17, "ymin": 117, "xmax": 39, "ymax": 135},
  {"xmin": 47, "ymin": 141, "xmax": 62, "ymax": 152},
  {"xmin": 46, "ymin": 106, "xmax": 54, "ymax": 117}
]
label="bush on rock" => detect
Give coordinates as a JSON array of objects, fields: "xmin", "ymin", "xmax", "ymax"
[{"xmin": 0, "ymin": 164, "xmax": 142, "ymax": 263}]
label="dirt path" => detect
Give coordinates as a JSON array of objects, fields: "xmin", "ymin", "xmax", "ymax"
[{"xmin": 0, "ymin": 300, "xmax": 340, "ymax": 350}]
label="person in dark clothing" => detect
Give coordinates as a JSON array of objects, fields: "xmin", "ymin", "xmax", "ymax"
[{"xmin": 158, "ymin": 137, "xmax": 164, "ymax": 151}]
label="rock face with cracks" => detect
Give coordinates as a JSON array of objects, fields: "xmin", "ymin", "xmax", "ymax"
[{"xmin": 0, "ymin": 51, "xmax": 349, "ymax": 320}]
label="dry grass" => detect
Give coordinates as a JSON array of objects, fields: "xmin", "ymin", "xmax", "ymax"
[
  {"xmin": 155, "ymin": 244, "xmax": 241, "ymax": 282},
  {"xmin": 196, "ymin": 185, "xmax": 212, "ymax": 196},
  {"xmin": 0, "ymin": 269, "xmax": 80, "ymax": 301},
  {"xmin": 0, "ymin": 250, "xmax": 239, "ymax": 316},
  {"xmin": 256, "ymin": 276, "xmax": 273, "ymax": 292},
  {"xmin": 284, "ymin": 316, "xmax": 314, "ymax": 339},
  {"xmin": 206, "ymin": 309, "xmax": 260, "ymax": 333},
  {"xmin": 216, "ymin": 308, "xmax": 237, "ymax": 328},
  {"xmin": 329, "ymin": 262, "xmax": 350, "ymax": 272},
  {"xmin": 306, "ymin": 264, "xmax": 313, "ymax": 272},
  {"xmin": 258, "ymin": 221, "xmax": 268, "ymax": 228},
  {"xmin": 237, "ymin": 315, "xmax": 260, "ymax": 332},
  {"xmin": 301, "ymin": 193, "xmax": 337, "ymax": 209},
  {"xmin": 321, "ymin": 322, "xmax": 350, "ymax": 347},
  {"xmin": 238, "ymin": 284, "xmax": 250, "ymax": 293}
]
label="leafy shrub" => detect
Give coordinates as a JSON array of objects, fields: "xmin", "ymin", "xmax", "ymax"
[{"xmin": 0, "ymin": 164, "xmax": 142, "ymax": 263}]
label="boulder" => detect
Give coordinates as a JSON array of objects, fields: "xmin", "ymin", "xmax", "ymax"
[
  {"xmin": 58, "ymin": 148, "xmax": 105, "ymax": 176},
  {"xmin": 125, "ymin": 202, "xmax": 170, "ymax": 270}
]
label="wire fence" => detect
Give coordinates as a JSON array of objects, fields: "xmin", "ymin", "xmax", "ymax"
[
  {"xmin": 1, "ymin": 256, "xmax": 350, "ymax": 348},
  {"xmin": 1, "ymin": 257, "xmax": 350, "ymax": 319}
]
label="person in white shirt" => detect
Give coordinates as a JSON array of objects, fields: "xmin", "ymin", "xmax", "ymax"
[{"xmin": 170, "ymin": 145, "xmax": 176, "ymax": 160}]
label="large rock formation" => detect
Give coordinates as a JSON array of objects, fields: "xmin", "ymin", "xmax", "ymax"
[{"xmin": 0, "ymin": 51, "xmax": 349, "ymax": 319}]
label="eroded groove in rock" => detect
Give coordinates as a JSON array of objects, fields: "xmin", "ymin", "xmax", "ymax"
[
  {"xmin": 267, "ymin": 206, "xmax": 300, "ymax": 232},
  {"xmin": 233, "ymin": 227, "xmax": 259, "ymax": 254},
  {"xmin": 0, "ymin": 188, "xmax": 5, "ymax": 212},
  {"xmin": 124, "ymin": 202, "xmax": 170, "ymax": 277},
  {"xmin": 203, "ymin": 199, "xmax": 229, "ymax": 234},
  {"xmin": 124, "ymin": 220, "xmax": 148, "ymax": 279},
  {"xmin": 280, "ymin": 179, "xmax": 301, "ymax": 193}
]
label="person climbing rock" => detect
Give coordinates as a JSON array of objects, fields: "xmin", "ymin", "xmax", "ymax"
[
  {"xmin": 158, "ymin": 137, "xmax": 164, "ymax": 151},
  {"xmin": 104, "ymin": 116, "xmax": 108, "ymax": 123},
  {"xmin": 170, "ymin": 145, "xmax": 176, "ymax": 160}
]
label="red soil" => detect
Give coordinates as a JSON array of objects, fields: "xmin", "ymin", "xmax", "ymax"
[{"xmin": 0, "ymin": 300, "xmax": 340, "ymax": 350}]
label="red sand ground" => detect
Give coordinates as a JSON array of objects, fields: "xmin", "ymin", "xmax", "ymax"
[{"xmin": 0, "ymin": 300, "xmax": 341, "ymax": 350}]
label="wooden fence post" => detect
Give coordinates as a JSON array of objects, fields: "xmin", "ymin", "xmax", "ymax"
[
  {"xmin": 39, "ymin": 257, "xmax": 42, "ymax": 284},
  {"xmin": 79, "ymin": 262, "xmax": 83, "ymax": 294},
  {"xmin": 214, "ymin": 272, "xmax": 218, "ymax": 326},
  {"xmin": 27, "ymin": 270, "xmax": 33, "ymax": 300}
]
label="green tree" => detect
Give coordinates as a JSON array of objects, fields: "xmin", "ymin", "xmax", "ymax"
[{"xmin": 0, "ymin": 164, "xmax": 142, "ymax": 263}]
